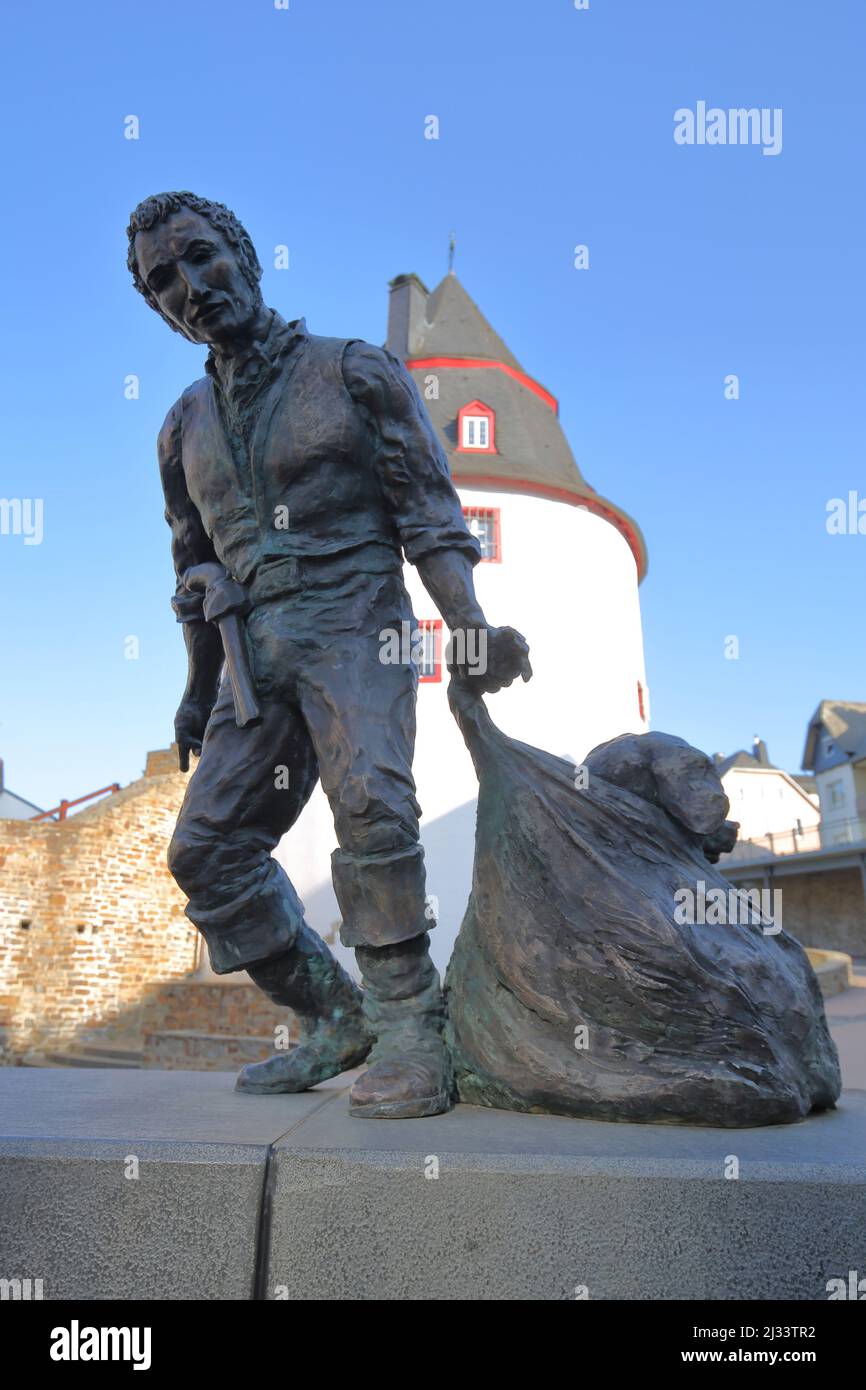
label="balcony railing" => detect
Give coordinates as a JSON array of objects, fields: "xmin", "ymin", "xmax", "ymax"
[
  {"xmin": 723, "ymin": 816, "xmax": 866, "ymax": 864},
  {"xmin": 30, "ymin": 783, "xmax": 121, "ymax": 822}
]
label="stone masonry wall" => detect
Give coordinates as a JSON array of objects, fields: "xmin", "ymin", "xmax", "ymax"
[
  {"xmin": 140, "ymin": 980, "xmax": 292, "ymax": 1038},
  {"xmin": 736, "ymin": 867, "xmax": 866, "ymax": 956},
  {"xmin": 0, "ymin": 750, "xmax": 198, "ymax": 1061},
  {"xmin": 139, "ymin": 980, "xmax": 300, "ymax": 1072}
]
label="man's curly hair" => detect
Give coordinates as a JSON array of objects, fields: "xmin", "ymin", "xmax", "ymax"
[{"xmin": 126, "ymin": 191, "xmax": 263, "ymax": 331}]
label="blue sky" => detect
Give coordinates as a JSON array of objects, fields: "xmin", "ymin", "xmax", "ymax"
[{"xmin": 1, "ymin": 0, "xmax": 863, "ymax": 809}]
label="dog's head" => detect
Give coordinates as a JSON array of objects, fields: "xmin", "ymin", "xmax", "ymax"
[{"xmin": 584, "ymin": 731, "xmax": 732, "ymax": 840}]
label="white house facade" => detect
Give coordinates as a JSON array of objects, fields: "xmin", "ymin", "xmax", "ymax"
[{"xmin": 802, "ymin": 701, "xmax": 866, "ymax": 847}]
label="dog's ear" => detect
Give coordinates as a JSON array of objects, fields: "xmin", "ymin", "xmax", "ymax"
[
  {"xmin": 583, "ymin": 735, "xmax": 654, "ymax": 799},
  {"xmin": 650, "ymin": 739, "xmax": 729, "ymax": 835}
]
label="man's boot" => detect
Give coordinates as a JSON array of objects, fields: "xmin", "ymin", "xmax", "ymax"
[
  {"xmin": 235, "ymin": 923, "xmax": 373, "ymax": 1094},
  {"xmin": 348, "ymin": 933, "xmax": 452, "ymax": 1119}
]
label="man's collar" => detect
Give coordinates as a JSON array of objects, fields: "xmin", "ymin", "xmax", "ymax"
[{"xmin": 205, "ymin": 310, "xmax": 308, "ymax": 384}]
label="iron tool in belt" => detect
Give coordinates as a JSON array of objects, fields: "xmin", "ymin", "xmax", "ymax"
[{"xmin": 183, "ymin": 563, "xmax": 260, "ymax": 727}]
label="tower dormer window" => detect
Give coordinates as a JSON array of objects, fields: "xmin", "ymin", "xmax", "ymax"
[
  {"xmin": 463, "ymin": 415, "xmax": 489, "ymax": 448},
  {"xmin": 457, "ymin": 399, "xmax": 495, "ymax": 453}
]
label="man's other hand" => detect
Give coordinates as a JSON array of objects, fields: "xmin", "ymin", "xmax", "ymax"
[{"xmin": 174, "ymin": 697, "xmax": 213, "ymax": 772}]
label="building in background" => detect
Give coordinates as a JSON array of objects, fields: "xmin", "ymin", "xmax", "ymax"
[
  {"xmin": 0, "ymin": 759, "xmax": 42, "ymax": 821},
  {"xmin": 720, "ymin": 705, "xmax": 866, "ymax": 956},
  {"xmin": 714, "ymin": 737, "xmax": 820, "ymax": 857},
  {"xmin": 802, "ymin": 701, "xmax": 866, "ymax": 846},
  {"xmin": 276, "ymin": 269, "xmax": 649, "ymax": 974}
]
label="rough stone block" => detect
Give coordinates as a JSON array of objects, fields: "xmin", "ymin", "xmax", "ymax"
[
  {"xmin": 0, "ymin": 1069, "xmax": 335, "ymax": 1300},
  {"xmin": 2, "ymin": 1070, "xmax": 864, "ymax": 1301},
  {"xmin": 267, "ymin": 1089, "xmax": 866, "ymax": 1301}
]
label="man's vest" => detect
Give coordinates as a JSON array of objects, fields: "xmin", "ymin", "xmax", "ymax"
[{"xmin": 179, "ymin": 333, "xmax": 401, "ymax": 584}]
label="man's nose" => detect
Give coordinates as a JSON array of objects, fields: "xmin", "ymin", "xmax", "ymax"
[{"xmin": 179, "ymin": 263, "xmax": 208, "ymax": 300}]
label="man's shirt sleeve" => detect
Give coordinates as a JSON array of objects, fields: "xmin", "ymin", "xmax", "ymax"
[
  {"xmin": 157, "ymin": 398, "xmax": 218, "ymax": 623},
  {"xmin": 342, "ymin": 341, "xmax": 482, "ymax": 567}
]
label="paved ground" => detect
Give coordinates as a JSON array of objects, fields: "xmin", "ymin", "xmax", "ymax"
[{"xmin": 826, "ymin": 956, "xmax": 866, "ymax": 1088}]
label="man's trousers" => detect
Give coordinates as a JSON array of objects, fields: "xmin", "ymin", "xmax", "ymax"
[{"xmin": 167, "ymin": 567, "xmax": 430, "ymax": 974}]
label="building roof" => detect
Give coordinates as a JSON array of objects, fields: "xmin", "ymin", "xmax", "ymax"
[
  {"xmin": 802, "ymin": 700, "xmax": 866, "ymax": 770},
  {"xmin": 714, "ymin": 739, "xmax": 819, "ymax": 801},
  {"xmin": 0, "ymin": 789, "xmax": 43, "ymax": 820},
  {"xmin": 409, "ymin": 272, "xmax": 523, "ymax": 369},
  {"xmin": 714, "ymin": 745, "xmax": 820, "ymax": 818},
  {"xmin": 714, "ymin": 738, "xmax": 774, "ymax": 777},
  {"xmin": 0, "ymin": 758, "xmax": 42, "ymax": 820},
  {"xmin": 386, "ymin": 271, "xmax": 648, "ymax": 581}
]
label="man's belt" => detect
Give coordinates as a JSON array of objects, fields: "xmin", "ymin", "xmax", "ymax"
[
  {"xmin": 181, "ymin": 547, "xmax": 401, "ymax": 728},
  {"xmin": 246, "ymin": 546, "xmax": 400, "ymax": 606},
  {"xmin": 247, "ymin": 555, "xmax": 304, "ymax": 605},
  {"xmin": 183, "ymin": 563, "xmax": 261, "ymax": 728}
]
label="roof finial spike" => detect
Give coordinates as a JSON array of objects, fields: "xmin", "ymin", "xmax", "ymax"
[{"xmin": 448, "ymin": 229, "xmax": 456, "ymax": 274}]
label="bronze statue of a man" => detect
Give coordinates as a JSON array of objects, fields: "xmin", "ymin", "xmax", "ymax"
[{"xmin": 127, "ymin": 191, "xmax": 530, "ymax": 1118}]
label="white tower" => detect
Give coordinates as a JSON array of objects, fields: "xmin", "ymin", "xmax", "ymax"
[{"xmin": 275, "ymin": 271, "xmax": 649, "ymax": 975}]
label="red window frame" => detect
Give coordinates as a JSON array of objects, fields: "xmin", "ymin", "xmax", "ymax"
[
  {"xmin": 417, "ymin": 619, "xmax": 443, "ymax": 683},
  {"xmin": 456, "ymin": 399, "xmax": 496, "ymax": 454},
  {"xmin": 462, "ymin": 505, "xmax": 502, "ymax": 563}
]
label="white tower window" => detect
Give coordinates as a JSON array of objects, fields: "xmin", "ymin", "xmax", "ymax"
[
  {"xmin": 416, "ymin": 620, "xmax": 442, "ymax": 682},
  {"xmin": 463, "ymin": 506, "xmax": 501, "ymax": 561}
]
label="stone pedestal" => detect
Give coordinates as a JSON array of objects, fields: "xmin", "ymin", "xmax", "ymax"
[{"xmin": 1, "ymin": 1070, "xmax": 863, "ymax": 1301}]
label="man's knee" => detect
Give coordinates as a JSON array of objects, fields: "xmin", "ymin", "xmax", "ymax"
[
  {"xmin": 167, "ymin": 820, "xmax": 212, "ymax": 897},
  {"xmin": 334, "ymin": 774, "xmax": 420, "ymax": 858}
]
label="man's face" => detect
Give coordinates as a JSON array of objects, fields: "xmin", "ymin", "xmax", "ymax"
[{"xmin": 134, "ymin": 209, "xmax": 261, "ymax": 347}]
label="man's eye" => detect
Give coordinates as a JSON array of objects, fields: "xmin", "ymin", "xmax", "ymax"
[{"xmin": 190, "ymin": 245, "xmax": 213, "ymax": 262}]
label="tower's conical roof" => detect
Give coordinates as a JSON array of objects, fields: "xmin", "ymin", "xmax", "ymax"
[
  {"xmin": 387, "ymin": 271, "xmax": 647, "ymax": 580},
  {"xmin": 411, "ymin": 272, "xmax": 524, "ymax": 369}
]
